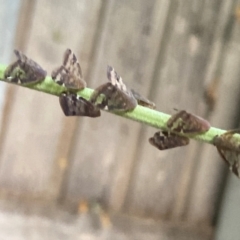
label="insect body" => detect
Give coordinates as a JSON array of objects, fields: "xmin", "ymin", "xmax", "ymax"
[
  {"xmin": 149, "ymin": 131, "xmax": 190, "ymax": 150},
  {"xmin": 59, "ymin": 92, "xmax": 100, "ymax": 117},
  {"xmin": 90, "ymin": 66, "xmax": 137, "ymax": 112},
  {"xmin": 167, "ymin": 110, "xmax": 210, "ymax": 134},
  {"xmin": 4, "ymin": 50, "xmax": 47, "ymax": 85},
  {"xmin": 53, "ymin": 49, "xmax": 99, "ymax": 117},
  {"xmin": 213, "ymin": 130, "xmax": 240, "ymax": 177}
]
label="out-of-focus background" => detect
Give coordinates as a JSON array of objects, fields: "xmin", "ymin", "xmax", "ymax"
[{"xmin": 0, "ymin": 0, "xmax": 240, "ymax": 239}]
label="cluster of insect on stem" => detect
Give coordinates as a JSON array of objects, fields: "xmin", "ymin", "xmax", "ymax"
[{"xmin": 3, "ymin": 49, "xmax": 240, "ymax": 178}]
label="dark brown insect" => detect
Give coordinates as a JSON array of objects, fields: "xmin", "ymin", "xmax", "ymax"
[
  {"xmin": 90, "ymin": 66, "xmax": 137, "ymax": 112},
  {"xmin": 52, "ymin": 49, "xmax": 86, "ymax": 90},
  {"xmin": 149, "ymin": 131, "xmax": 190, "ymax": 150},
  {"xmin": 167, "ymin": 110, "xmax": 211, "ymax": 134},
  {"xmin": 4, "ymin": 50, "xmax": 47, "ymax": 84},
  {"xmin": 213, "ymin": 130, "xmax": 240, "ymax": 152},
  {"xmin": 131, "ymin": 89, "xmax": 156, "ymax": 109},
  {"xmin": 59, "ymin": 92, "xmax": 100, "ymax": 117},
  {"xmin": 213, "ymin": 130, "xmax": 240, "ymax": 177}
]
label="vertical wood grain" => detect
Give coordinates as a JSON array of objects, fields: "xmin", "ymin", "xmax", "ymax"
[
  {"xmin": 0, "ymin": 0, "xmax": 102, "ymax": 200},
  {"xmin": 186, "ymin": 0, "xmax": 240, "ymax": 223},
  {"xmin": 124, "ymin": 0, "xmax": 225, "ymax": 221},
  {"xmin": 64, "ymin": 0, "xmax": 171, "ymax": 212}
]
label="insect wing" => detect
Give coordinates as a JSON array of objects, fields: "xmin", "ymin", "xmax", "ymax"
[
  {"xmin": 213, "ymin": 130, "xmax": 240, "ymax": 177},
  {"xmin": 167, "ymin": 110, "xmax": 210, "ymax": 134},
  {"xmin": 107, "ymin": 65, "xmax": 136, "ymax": 99},
  {"xmin": 59, "ymin": 93, "xmax": 100, "ymax": 117},
  {"xmin": 216, "ymin": 147, "xmax": 240, "ymax": 177},
  {"xmin": 131, "ymin": 89, "xmax": 156, "ymax": 109},
  {"xmin": 52, "ymin": 49, "xmax": 86, "ymax": 90},
  {"xmin": 4, "ymin": 50, "xmax": 47, "ymax": 84},
  {"xmin": 107, "ymin": 65, "xmax": 127, "ymax": 91},
  {"xmin": 213, "ymin": 130, "xmax": 240, "ymax": 152},
  {"xmin": 149, "ymin": 131, "xmax": 189, "ymax": 150}
]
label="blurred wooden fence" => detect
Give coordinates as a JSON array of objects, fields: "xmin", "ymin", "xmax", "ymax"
[{"xmin": 1, "ymin": 0, "xmax": 240, "ymax": 239}]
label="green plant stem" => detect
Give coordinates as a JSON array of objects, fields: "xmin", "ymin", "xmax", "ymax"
[{"xmin": 0, "ymin": 64, "xmax": 231, "ymax": 145}]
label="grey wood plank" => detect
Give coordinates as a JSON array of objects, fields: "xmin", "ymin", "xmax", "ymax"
[
  {"xmin": 124, "ymin": 0, "xmax": 225, "ymax": 221},
  {"xmin": 64, "ymin": 0, "xmax": 171, "ymax": 212},
  {"xmin": 215, "ymin": 175, "xmax": 240, "ymax": 240},
  {"xmin": 214, "ymin": 2, "xmax": 240, "ymax": 238},
  {"xmin": 0, "ymin": 0, "xmax": 102, "ymax": 199},
  {"xmin": 186, "ymin": 0, "xmax": 240, "ymax": 223}
]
